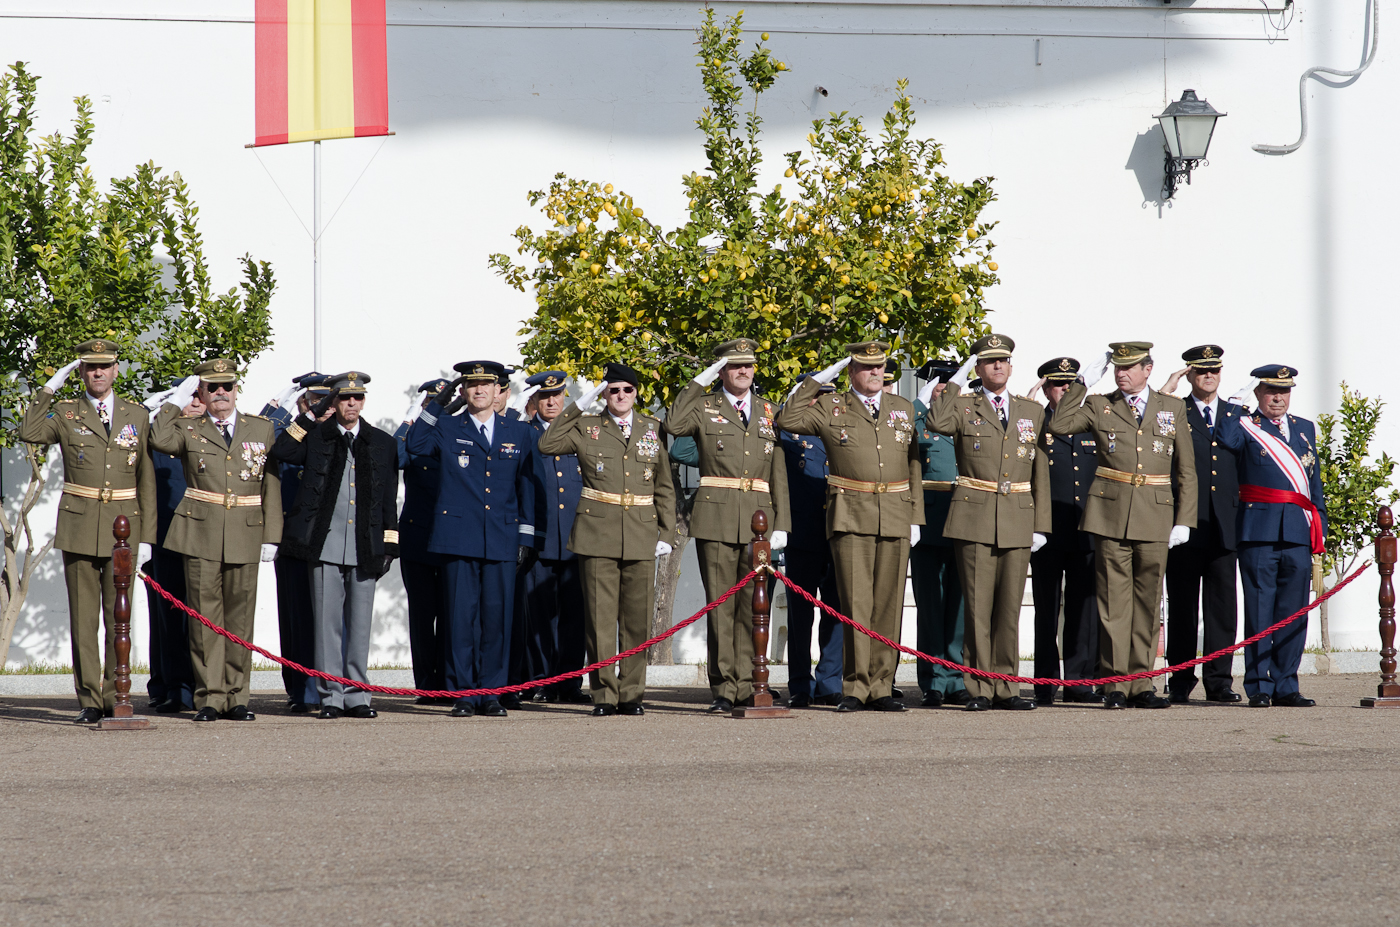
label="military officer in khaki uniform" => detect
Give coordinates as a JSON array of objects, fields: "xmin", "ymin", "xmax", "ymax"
[
  {"xmin": 1048, "ymin": 341, "xmax": 1197, "ymax": 708},
  {"xmin": 150, "ymin": 358, "xmax": 282, "ymax": 721},
  {"xmin": 537, "ymin": 363, "xmax": 676, "ymax": 716},
  {"xmin": 775, "ymin": 341, "xmax": 923, "ymax": 713},
  {"xmin": 19, "ymin": 339, "xmax": 157, "ymax": 723},
  {"xmin": 665, "ymin": 338, "xmax": 791, "ymax": 713},
  {"xmin": 922, "ymin": 334, "xmax": 1051, "ymax": 710}
]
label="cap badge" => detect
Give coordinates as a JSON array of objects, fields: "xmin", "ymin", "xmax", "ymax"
[
  {"xmin": 1114, "ymin": 345, "xmax": 1131, "ymax": 357},
  {"xmin": 348, "ymin": 372, "xmax": 358, "ymax": 382},
  {"xmin": 1058, "ymin": 358, "xmax": 1072, "ymax": 371},
  {"xmin": 864, "ymin": 345, "xmax": 878, "ymax": 356},
  {"xmin": 545, "ymin": 375, "xmax": 560, "ymax": 388},
  {"xmin": 987, "ymin": 335, "xmax": 1002, "ymax": 348},
  {"xmin": 93, "ymin": 340, "xmax": 105, "ymax": 351},
  {"xmin": 213, "ymin": 359, "xmax": 228, "ymax": 372},
  {"xmin": 1201, "ymin": 347, "xmax": 1216, "ymax": 359},
  {"xmin": 473, "ymin": 365, "xmax": 484, "ymax": 375},
  {"xmin": 738, "ymin": 340, "xmax": 750, "ymax": 351},
  {"xmin": 1278, "ymin": 367, "xmax": 1289, "ymax": 379}
]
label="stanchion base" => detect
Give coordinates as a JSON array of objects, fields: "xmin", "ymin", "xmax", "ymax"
[
  {"xmin": 1359, "ymin": 696, "xmax": 1400, "ymax": 709},
  {"xmin": 730, "ymin": 705, "xmax": 792, "ymax": 719},
  {"xmin": 96, "ymin": 717, "xmax": 155, "ymax": 731}
]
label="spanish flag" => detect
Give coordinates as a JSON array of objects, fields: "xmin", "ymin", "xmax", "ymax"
[{"xmin": 254, "ymin": 0, "xmax": 389, "ymax": 147}]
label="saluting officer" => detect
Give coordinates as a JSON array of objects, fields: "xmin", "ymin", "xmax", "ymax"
[
  {"xmin": 150, "ymin": 359, "xmax": 282, "ymax": 722},
  {"xmin": 911, "ymin": 360, "xmax": 970, "ymax": 708},
  {"xmin": 407, "ymin": 361, "xmax": 537, "ymax": 718},
  {"xmin": 1031, "ymin": 357, "xmax": 1102, "ymax": 705},
  {"xmin": 775, "ymin": 341, "xmax": 923, "ymax": 713},
  {"xmin": 537, "ymin": 363, "xmax": 677, "ymax": 716},
  {"xmin": 1048, "ymin": 342, "xmax": 1197, "ymax": 709},
  {"xmin": 922, "ymin": 334, "xmax": 1050, "ymax": 711},
  {"xmin": 664, "ymin": 339, "xmax": 791, "ymax": 713},
  {"xmin": 19, "ymin": 339, "xmax": 157, "ymax": 724}
]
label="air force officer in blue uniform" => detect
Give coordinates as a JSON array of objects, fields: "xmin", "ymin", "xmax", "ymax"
[{"xmin": 408, "ymin": 361, "xmax": 537, "ymax": 717}]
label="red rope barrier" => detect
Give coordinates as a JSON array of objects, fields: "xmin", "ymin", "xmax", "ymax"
[
  {"xmin": 139, "ymin": 568, "xmax": 759, "ymax": 699},
  {"xmin": 775, "ymin": 560, "xmax": 1373, "ymax": 687}
]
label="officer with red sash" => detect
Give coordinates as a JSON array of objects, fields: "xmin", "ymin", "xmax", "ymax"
[{"xmin": 1215, "ymin": 364, "xmax": 1326, "ymax": 707}]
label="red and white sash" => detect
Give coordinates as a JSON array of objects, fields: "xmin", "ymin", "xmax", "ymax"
[{"xmin": 1238, "ymin": 416, "xmax": 1324, "ymax": 554}]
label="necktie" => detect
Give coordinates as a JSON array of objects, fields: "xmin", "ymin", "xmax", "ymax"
[
  {"xmin": 480, "ymin": 422, "xmax": 488, "ymax": 442},
  {"xmin": 1202, "ymin": 406, "xmax": 1213, "ymax": 429},
  {"xmin": 345, "ymin": 431, "xmax": 355, "ymax": 451},
  {"xmin": 98, "ymin": 401, "xmax": 111, "ymax": 435},
  {"xmin": 736, "ymin": 399, "xmax": 748, "ymax": 427},
  {"xmin": 218, "ymin": 420, "xmax": 231, "ymax": 444},
  {"xmin": 993, "ymin": 395, "xmax": 1006, "ymax": 426}
]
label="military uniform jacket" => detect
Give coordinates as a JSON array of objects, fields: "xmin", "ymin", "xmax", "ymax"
[
  {"xmin": 664, "ymin": 382, "xmax": 791, "ymax": 544},
  {"xmin": 393, "ymin": 419, "xmax": 442, "ymax": 564},
  {"xmin": 1215, "ymin": 410, "xmax": 1326, "ymax": 547},
  {"xmin": 405, "ymin": 403, "xmax": 537, "ymax": 561},
  {"xmin": 528, "ymin": 415, "xmax": 584, "ymax": 561},
  {"xmin": 1038, "ymin": 408, "xmax": 1097, "ymax": 552},
  {"xmin": 19, "ymin": 389, "xmax": 157, "ymax": 557},
  {"xmin": 1177, "ymin": 399, "xmax": 1243, "ymax": 551},
  {"xmin": 914, "ymin": 398, "xmax": 959, "ymax": 548},
  {"xmin": 149, "ymin": 406, "xmax": 283, "ymax": 563},
  {"xmin": 1048, "ymin": 383, "xmax": 1197, "ymax": 542},
  {"xmin": 779, "ymin": 428, "xmax": 831, "ymax": 553},
  {"xmin": 774, "ymin": 380, "xmax": 923, "ymax": 540},
  {"xmin": 261, "ymin": 402, "xmax": 304, "ymax": 515},
  {"xmin": 923, "ymin": 387, "xmax": 1051, "ymax": 548},
  {"xmin": 536, "ymin": 402, "xmax": 677, "ymax": 560}
]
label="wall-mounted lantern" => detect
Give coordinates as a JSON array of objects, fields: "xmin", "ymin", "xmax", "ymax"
[{"xmin": 1157, "ymin": 90, "xmax": 1226, "ymax": 199}]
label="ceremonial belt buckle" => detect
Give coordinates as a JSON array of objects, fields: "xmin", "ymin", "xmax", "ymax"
[
  {"xmin": 875, "ymin": 482, "xmax": 888, "ymax": 493},
  {"xmin": 620, "ymin": 491, "xmax": 635, "ymax": 509},
  {"xmin": 225, "ymin": 492, "xmax": 238, "ymax": 510},
  {"xmin": 739, "ymin": 478, "xmax": 752, "ymax": 492},
  {"xmin": 99, "ymin": 488, "xmax": 113, "ymax": 504},
  {"xmin": 998, "ymin": 481, "xmax": 1012, "ymax": 496},
  {"xmin": 1131, "ymin": 473, "xmax": 1148, "ymax": 487}
]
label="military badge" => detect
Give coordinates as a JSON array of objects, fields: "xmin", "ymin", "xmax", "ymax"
[
  {"xmin": 764, "ymin": 442, "xmax": 774, "ymax": 455},
  {"xmin": 64, "ymin": 410, "xmax": 74, "ymax": 420},
  {"xmin": 127, "ymin": 451, "xmax": 137, "ymax": 467},
  {"xmin": 74, "ymin": 425, "xmax": 94, "ymax": 437},
  {"xmin": 973, "ymin": 440, "xmax": 980, "ymax": 451},
  {"xmin": 587, "ymin": 425, "xmax": 601, "ymax": 440},
  {"xmin": 1017, "ymin": 445, "xmax": 1027, "ymax": 458},
  {"xmin": 458, "ymin": 453, "xmax": 469, "ymax": 468},
  {"xmin": 241, "ymin": 441, "xmax": 267, "ymax": 479},
  {"xmin": 1156, "ymin": 411, "xmax": 1176, "ymax": 436},
  {"xmin": 596, "ymin": 461, "xmax": 604, "ymax": 472},
  {"xmin": 197, "ymin": 458, "xmax": 206, "ymax": 473},
  {"xmin": 839, "ymin": 429, "xmax": 849, "ymax": 445},
  {"xmin": 1029, "ymin": 447, "xmax": 1037, "ymax": 462},
  {"xmin": 643, "ymin": 466, "xmax": 654, "ymax": 482},
  {"xmin": 1045, "ymin": 432, "xmax": 1053, "ymax": 446},
  {"xmin": 715, "ymin": 440, "xmax": 724, "ymax": 452},
  {"xmin": 115, "ymin": 423, "xmax": 139, "ymax": 449},
  {"xmin": 759, "ymin": 416, "xmax": 776, "ymax": 439},
  {"xmin": 637, "ymin": 428, "xmax": 661, "ymax": 460},
  {"xmin": 1153, "ymin": 440, "xmax": 1165, "ymax": 455},
  {"xmin": 1016, "ymin": 418, "xmax": 1036, "ymax": 443},
  {"xmin": 1300, "ymin": 451, "xmax": 1316, "ymax": 472}
]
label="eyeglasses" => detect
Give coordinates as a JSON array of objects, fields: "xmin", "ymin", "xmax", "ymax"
[
  {"xmin": 608, "ymin": 386, "xmax": 635, "ymax": 395},
  {"xmin": 203, "ymin": 383, "xmax": 235, "ymax": 394}
]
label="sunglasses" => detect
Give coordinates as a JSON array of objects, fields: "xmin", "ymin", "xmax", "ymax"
[
  {"xmin": 203, "ymin": 382, "xmax": 235, "ymax": 394},
  {"xmin": 608, "ymin": 386, "xmax": 636, "ymax": 395}
]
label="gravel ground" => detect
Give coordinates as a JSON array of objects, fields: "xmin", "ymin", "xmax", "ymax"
[{"xmin": 2, "ymin": 674, "xmax": 1398, "ymax": 927}]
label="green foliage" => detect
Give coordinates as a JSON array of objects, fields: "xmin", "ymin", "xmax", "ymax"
[
  {"xmin": 1317, "ymin": 383, "xmax": 1398, "ymax": 583},
  {"xmin": 490, "ymin": 9, "xmax": 998, "ymax": 404},
  {"xmin": 0, "ymin": 61, "xmax": 275, "ymax": 448}
]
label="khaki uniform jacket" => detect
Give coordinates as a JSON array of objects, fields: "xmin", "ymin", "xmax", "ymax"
[
  {"xmin": 923, "ymin": 386, "xmax": 1051, "ymax": 547},
  {"xmin": 149, "ymin": 406, "xmax": 283, "ymax": 564},
  {"xmin": 774, "ymin": 379, "xmax": 923, "ymax": 539},
  {"xmin": 537, "ymin": 403, "xmax": 677, "ymax": 560},
  {"xmin": 663, "ymin": 382, "xmax": 791, "ymax": 544},
  {"xmin": 1047, "ymin": 383, "xmax": 1197, "ymax": 542},
  {"xmin": 19, "ymin": 389, "xmax": 157, "ymax": 557}
]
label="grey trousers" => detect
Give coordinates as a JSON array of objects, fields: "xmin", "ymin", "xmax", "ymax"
[{"xmin": 310, "ymin": 562, "xmax": 377, "ymax": 709}]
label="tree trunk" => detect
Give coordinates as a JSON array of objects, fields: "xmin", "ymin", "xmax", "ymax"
[
  {"xmin": 0, "ymin": 447, "xmax": 55, "ymax": 667},
  {"xmin": 1314, "ymin": 556, "xmax": 1331, "ymax": 653},
  {"xmin": 649, "ymin": 458, "xmax": 692, "ymax": 665}
]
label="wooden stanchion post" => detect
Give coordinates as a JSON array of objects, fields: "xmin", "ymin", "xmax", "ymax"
[
  {"xmin": 97, "ymin": 515, "xmax": 153, "ymax": 731},
  {"xmin": 1361, "ymin": 506, "xmax": 1400, "ymax": 709},
  {"xmin": 732, "ymin": 510, "xmax": 791, "ymax": 719}
]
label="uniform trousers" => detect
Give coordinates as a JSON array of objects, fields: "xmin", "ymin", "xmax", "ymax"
[
  {"xmin": 910, "ymin": 543, "xmax": 967, "ymax": 697},
  {"xmin": 145, "ymin": 546, "xmax": 195, "ymax": 708},
  {"xmin": 580, "ymin": 556, "xmax": 652, "ymax": 706},
  {"xmin": 401, "ymin": 557, "xmax": 448, "ymax": 691},
  {"xmin": 310, "ymin": 562, "xmax": 377, "ymax": 710},
  {"xmin": 783, "ymin": 544, "xmax": 844, "ymax": 700},
  {"xmin": 516, "ymin": 557, "xmax": 586, "ymax": 695},
  {"xmin": 697, "ymin": 538, "xmax": 757, "ymax": 702},
  {"xmin": 183, "ymin": 557, "xmax": 260, "ymax": 713},
  {"xmin": 953, "ymin": 540, "xmax": 1031, "ymax": 702},
  {"xmin": 1238, "ymin": 540, "xmax": 1311, "ymax": 699},
  {"xmin": 274, "ymin": 553, "xmax": 318, "ymax": 705},
  {"xmin": 1094, "ymin": 536, "xmax": 1168, "ymax": 698},
  {"xmin": 60, "ymin": 552, "xmax": 117, "ymax": 711},
  {"xmin": 1165, "ymin": 543, "xmax": 1239, "ymax": 697},
  {"xmin": 829, "ymin": 532, "xmax": 908, "ymax": 703},
  {"xmin": 1031, "ymin": 541, "xmax": 1100, "ymax": 700},
  {"xmin": 442, "ymin": 556, "xmax": 515, "ymax": 708}
]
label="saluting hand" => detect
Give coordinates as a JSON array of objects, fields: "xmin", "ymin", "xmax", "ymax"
[
  {"xmin": 308, "ymin": 387, "xmax": 340, "ymax": 420},
  {"xmin": 43, "ymin": 359, "xmax": 82, "ymax": 393},
  {"xmin": 948, "ymin": 355, "xmax": 977, "ymax": 388},
  {"xmin": 916, "ymin": 377, "xmax": 938, "ymax": 406},
  {"xmin": 812, "ymin": 356, "xmax": 851, "ymax": 385},
  {"xmin": 692, "ymin": 357, "xmax": 727, "ymax": 388}
]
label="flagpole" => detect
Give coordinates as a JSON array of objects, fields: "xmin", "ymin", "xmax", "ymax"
[{"xmin": 313, "ymin": 140, "xmax": 323, "ymax": 371}]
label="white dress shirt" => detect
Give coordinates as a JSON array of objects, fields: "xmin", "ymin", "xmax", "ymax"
[{"xmin": 470, "ymin": 411, "xmax": 494, "ymax": 445}]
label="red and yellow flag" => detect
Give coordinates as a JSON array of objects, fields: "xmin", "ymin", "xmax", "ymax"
[{"xmin": 254, "ymin": 0, "xmax": 389, "ymax": 147}]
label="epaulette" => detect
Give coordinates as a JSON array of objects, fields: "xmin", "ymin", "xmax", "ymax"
[
  {"xmin": 179, "ymin": 412, "xmax": 201, "ymax": 419},
  {"xmin": 58, "ymin": 398, "xmax": 77, "ymax": 405},
  {"xmin": 243, "ymin": 413, "xmax": 270, "ymax": 422}
]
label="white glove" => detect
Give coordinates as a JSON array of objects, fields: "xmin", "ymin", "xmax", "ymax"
[
  {"xmin": 268, "ymin": 382, "xmax": 299, "ymax": 410},
  {"xmin": 1227, "ymin": 377, "xmax": 1260, "ymax": 408},
  {"xmin": 1031, "ymin": 532, "xmax": 1048, "ymax": 553},
  {"xmin": 812, "ymin": 356, "xmax": 851, "ymax": 385},
  {"xmin": 167, "ymin": 374, "xmax": 200, "ymax": 411},
  {"xmin": 137, "ymin": 542, "xmax": 153, "ymax": 565},
  {"xmin": 770, "ymin": 530, "xmax": 788, "ymax": 551},
  {"xmin": 507, "ymin": 383, "xmax": 540, "ymax": 415},
  {"xmin": 260, "ymin": 543, "xmax": 278, "ymax": 562},
  {"xmin": 143, "ymin": 386, "xmax": 178, "ymax": 412},
  {"xmin": 916, "ymin": 377, "xmax": 938, "ymax": 406},
  {"xmin": 910, "ymin": 525, "xmax": 921, "ymax": 546},
  {"xmin": 577, "ymin": 378, "xmax": 606, "ymax": 414},
  {"xmin": 1081, "ymin": 350, "xmax": 1114, "ymax": 390},
  {"xmin": 403, "ymin": 393, "xmax": 426, "ymax": 424},
  {"xmin": 44, "ymin": 359, "xmax": 82, "ymax": 392},
  {"xmin": 655, "ymin": 540, "xmax": 673, "ymax": 558},
  {"xmin": 948, "ymin": 356, "xmax": 977, "ymax": 388},
  {"xmin": 1168, "ymin": 526, "xmax": 1190, "ymax": 549},
  {"xmin": 693, "ymin": 358, "xmax": 727, "ymax": 388}
]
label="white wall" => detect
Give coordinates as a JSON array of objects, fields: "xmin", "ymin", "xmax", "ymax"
[{"xmin": 2, "ymin": 0, "xmax": 1392, "ymax": 669}]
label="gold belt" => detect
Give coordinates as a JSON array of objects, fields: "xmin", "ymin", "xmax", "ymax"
[
  {"xmin": 698, "ymin": 476, "xmax": 771, "ymax": 493},
  {"xmin": 827, "ymin": 475, "xmax": 911, "ymax": 494},
  {"xmin": 922, "ymin": 480, "xmax": 954, "ymax": 492},
  {"xmin": 955, "ymin": 476, "xmax": 1031, "ymax": 495},
  {"xmin": 1095, "ymin": 467, "xmax": 1172, "ymax": 487},
  {"xmin": 184, "ymin": 488, "xmax": 264, "ymax": 509},
  {"xmin": 63, "ymin": 483, "xmax": 136, "ymax": 503},
  {"xmin": 580, "ymin": 487, "xmax": 655, "ymax": 508}
]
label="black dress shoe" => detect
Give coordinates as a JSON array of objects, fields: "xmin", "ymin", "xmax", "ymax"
[
  {"xmin": 617, "ymin": 701, "xmax": 644, "ymax": 716},
  {"xmin": 1035, "ymin": 693, "xmax": 1055, "ymax": 707},
  {"xmin": 414, "ymin": 695, "xmax": 436, "ymax": 705},
  {"xmin": 73, "ymin": 707, "xmax": 103, "ymax": 724},
  {"xmin": 993, "ymin": 696, "xmax": 1038, "ymax": 711},
  {"xmin": 943, "ymin": 689, "xmax": 974, "ymax": 706},
  {"xmin": 318, "ymin": 706, "xmax": 344, "ymax": 719},
  {"xmin": 557, "ymin": 690, "xmax": 593, "ymax": 705},
  {"xmin": 1168, "ymin": 689, "xmax": 1191, "ymax": 704},
  {"xmin": 1127, "ymin": 692, "xmax": 1171, "ymax": 709},
  {"xmin": 500, "ymin": 693, "xmax": 523, "ymax": 711},
  {"xmin": 193, "ymin": 707, "xmax": 219, "ymax": 722},
  {"xmin": 920, "ymin": 691, "xmax": 944, "ymax": 708},
  {"xmin": 788, "ymin": 694, "xmax": 812, "ymax": 709},
  {"xmin": 835, "ymin": 696, "xmax": 865, "ymax": 713},
  {"xmin": 591, "ymin": 704, "xmax": 617, "ymax": 716},
  {"xmin": 286, "ymin": 699, "xmax": 311, "ymax": 713},
  {"xmin": 1249, "ymin": 693, "xmax": 1272, "ymax": 708},
  {"xmin": 1274, "ymin": 692, "xmax": 1316, "ymax": 707},
  {"xmin": 449, "ymin": 703, "xmax": 475, "ymax": 717},
  {"xmin": 1104, "ymin": 692, "xmax": 1127, "ymax": 710},
  {"xmin": 1063, "ymin": 689, "xmax": 1105, "ymax": 704},
  {"xmin": 222, "ymin": 705, "xmax": 256, "ymax": 721},
  {"xmin": 344, "ymin": 705, "xmax": 378, "ymax": 718},
  {"xmin": 156, "ymin": 699, "xmax": 188, "ymax": 714},
  {"xmin": 707, "ymin": 698, "xmax": 734, "ymax": 714},
  {"xmin": 867, "ymin": 696, "xmax": 907, "ymax": 712},
  {"xmin": 963, "ymin": 696, "xmax": 992, "ymax": 712},
  {"xmin": 813, "ymin": 693, "xmax": 843, "ymax": 706},
  {"xmin": 479, "ymin": 700, "xmax": 508, "ymax": 717},
  {"xmin": 1206, "ymin": 689, "xmax": 1243, "ymax": 703}
]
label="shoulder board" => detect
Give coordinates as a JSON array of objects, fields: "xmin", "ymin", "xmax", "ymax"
[
  {"xmin": 243, "ymin": 413, "xmax": 269, "ymax": 422},
  {"xmin": 179, "ymin": 412, "xmax": 201, "ymax": 419},
  {"xmin": 58, "ymin": 399, "xmax": 77, "ymax": 405}
]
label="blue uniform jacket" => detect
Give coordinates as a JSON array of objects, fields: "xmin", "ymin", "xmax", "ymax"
[
  {"xmin": 261, "ymin": 403, "xmax": 304, "ymax": 515},
  {"xmin": 1038, "ymin": 406, "xmax": 1097, "ymax": 552},
  {"xmin": 528, "ymin": 415, "xmax": 583, "ymax": 561},
  {"xmin": 1215, "ymin": 411, "xmax": 1327, "ymax": 547},
  {"xmin": 779, "ymin": 428, "xmax": 830, "ymax": 553},
  {"xmin": 149, "ymin": 448, "xmax": 187, "ymax": 546},
  {"xmin": 406, "ymin": 403, "xmax": 537, "ymax": 560},
  {"xmin": 914, "ymin": 399, "xmax": 959, "ymax": 548},
  {"xmin": 394, "ymin": 419, "xmax": 442, "ymax": 563}
]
